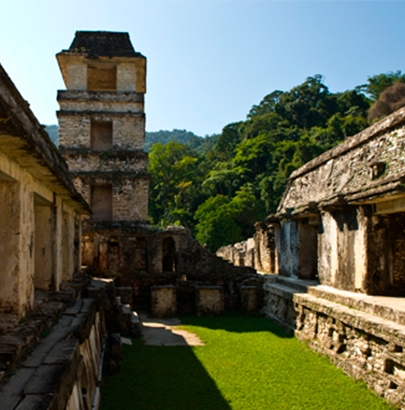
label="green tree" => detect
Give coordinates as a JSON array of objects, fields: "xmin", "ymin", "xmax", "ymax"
[
  {"xmin": 148, "ymin": 142, "xmax": 204, "ymax": 229},
  {"xmin": 357, "ymin": 71, "xmax": 405, "ymax": 101}
]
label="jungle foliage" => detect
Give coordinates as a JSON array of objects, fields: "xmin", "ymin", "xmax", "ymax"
[{"xmin": 148, "ymin": 72, "xmax": 405, "ymax": 251}]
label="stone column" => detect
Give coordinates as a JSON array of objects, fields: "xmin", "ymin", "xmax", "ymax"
[{"xmin": 0, "ymin": 180, "xmax": 35, "ymax": 317}]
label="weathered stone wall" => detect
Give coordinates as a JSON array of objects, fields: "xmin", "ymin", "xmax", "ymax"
[
  {"xmin": 82, "ymin": 225, "xmax": 260, "ymax": 313},
  {"xmin": 278, "ymin": 107, "xmax": 405, "ymax": 215},
  {"xmin": 216, "ymin": 221, "xmax": 279, "ymax": 274},
  {"xmin": 263, "ymin": 276, "xmax": 405, "ymax": 408},
  {"xmin": 0, "ymin": 63, "xmax": 88, "ymax": 318},
  {"xmin": 57, "ymin": 56, "xmax": 146, "ymax": 94},
  {"xmin": 58, "ymin": 112, "xmax": 145, "ymax": 150},
  {"xmin": 60, "ymin": 150, "xmax": 148, "ymax": 174}
]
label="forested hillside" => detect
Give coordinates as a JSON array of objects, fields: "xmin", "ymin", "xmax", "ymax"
[
  {"xmin": 149, "ymin": 72, "xmax": 405, "ymax": 251},
  {"xmin": 144, "ymin": 129, "xmax": 219, "ymax": 154}
]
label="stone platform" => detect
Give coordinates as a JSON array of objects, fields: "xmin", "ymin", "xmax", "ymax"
[{"xmin": 263, "ymin": 275, "xmax": 405, "ymax": 407}]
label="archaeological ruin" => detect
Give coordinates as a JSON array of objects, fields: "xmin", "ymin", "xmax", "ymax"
[
  {"xmin": 56, "ymin": 31, "xmax": 259, "ymax": 316},
  {"xmin": 2, "ymin": 28, "xmax": 405, "ymax": 409},
  {"xmin": 218, "ymin": 106, "xmax": 405, "ymax": 406}
]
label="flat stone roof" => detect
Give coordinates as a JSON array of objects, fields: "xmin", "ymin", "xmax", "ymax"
[{"xmin": 65, "ymin": 31, "xmax": 143, "ymax": 58}]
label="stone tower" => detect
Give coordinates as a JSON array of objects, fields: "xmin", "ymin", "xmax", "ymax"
[{"xmin": 56, "ymin": 31, "xmax": 148, "ymax": 226}]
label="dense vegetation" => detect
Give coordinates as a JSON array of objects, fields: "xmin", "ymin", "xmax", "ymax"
[
  {"xmin": 101, "ymin": 314, "xmax": 393, "ymax": 410},
  {"xmin": 149, "ymin": 72, "xmax": 405, "ymax": 251},
  {"xmin": 144, "ymin": 129, "xmax": 219, "ymax": 155}
]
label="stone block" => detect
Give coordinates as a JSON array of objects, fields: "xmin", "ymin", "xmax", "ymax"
[
  {"xmin": 241, "ymin": 286, "xmax": 259, "ymax": 314},
  {"xmin": 44, "ymin": 339, "xmax": 79, "ymax": 365},
  {"xmin": 195, "ymin": 286, "xmax": 224, "ymax": 316},
  {"xmin": 151, "ymin": 286, "xmax": 177, "ymax": 318},
  {"xmin": 0, "ymin": 367, "xmax": 36, "ymax": 410},
  {"xmin": 15, "ymin": 393, "xmax": 54, "ymax": 410},
  {"xmin": 23, "ymin": 364, "xmax": 67, "ymax": 394}
]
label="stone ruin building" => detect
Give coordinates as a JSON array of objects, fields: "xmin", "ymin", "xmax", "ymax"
[
  {"xmin": 218, "ymin": 106, "xmax": 405, "ymax": 406},
  {"xmin": 56, "ymin": 31, "xmax": 259, "ymax": 316}
]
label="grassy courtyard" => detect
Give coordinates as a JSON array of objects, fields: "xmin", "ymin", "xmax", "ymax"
[{"xmin": 101, "ymin": 314, "xmax": 394, "ymax": 410}]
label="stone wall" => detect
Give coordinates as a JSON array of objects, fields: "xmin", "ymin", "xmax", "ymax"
[
  {"xmin": 216, "ymin": 220, "xmax": 279, "ymax": 274},
  {"xmin": 262, "ymin": 276, "xmax": 405, "ymax": 408},
  {"xmin": 57, "ymin": 110, "xmax": 145, "ymax": 150},
  {"xmin": 82, "ymin": 224, "xmax": 260, "ymax": 313},
  {"xmin": 278, "ymin": 107, "xmax": 405, "ymax": 216},
  {"xmin": 0, "ymin": 278, "xmax": 128, "ymax": 410},
  {"xmin": 0, "ymin": 63, "xmax": 88, "ymax": 318}
]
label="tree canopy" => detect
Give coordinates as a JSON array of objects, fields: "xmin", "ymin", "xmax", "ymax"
[{"xmin": 148, "ymin": 72, "xmax": 402, "ymax": 251}]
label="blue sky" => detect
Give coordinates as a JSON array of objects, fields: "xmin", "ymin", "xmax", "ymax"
[{"xmin": 1, "ymin": 1, "xmax": 405, "ymax": 136}]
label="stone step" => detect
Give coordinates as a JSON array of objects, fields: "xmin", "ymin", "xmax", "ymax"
[
  {"xmin": 307, "ymin": 285, "xmax": 405, "ymax": 327},
  {"xmin": 263, "ymin": 281, "xmax": 298, "ymax": 301},
  {"xmin": 295, "ymin": 292, "xmax": 405, "ymax": 356},
  {"xmin": 266, "ymin": 276, "xmax": 405, "ymax": 328}
]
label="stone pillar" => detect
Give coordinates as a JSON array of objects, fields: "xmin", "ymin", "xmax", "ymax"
[
  {"xmin": 54, "ymin": 196, "xmax": 63, "ymax": 290},
  {"xmin": 62, "ymin": 210, "xmax": 75, "ymax": 281},
  {"xmin": 34, "ymin": 200, "xmax": 55, "ymax": 290},
  {"xmin": 0, "ymin": 181, "xmax": 34, "ymax": 317},
  {"xmin": 278, "ymin": 220, "xmax": 299, "ymax": 278},
  {"xmin": 151, "ymin": 286, "xmax": 177, "ymax": 318},
  {"xmin": 195, "ymin": 286, "xmax": 224, "ymax": 316},
  {"xmin": 74, "ymin": 213, "xmax": 83, "ymax": 272}
]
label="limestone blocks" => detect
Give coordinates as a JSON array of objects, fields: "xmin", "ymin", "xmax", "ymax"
[
  {"xmin": 151, "ymin": 286, "xmax": 177, "ymax": 318},
  {"xmin": 196, "ymin": 286, "xmax": 224, "ymax": 317}
]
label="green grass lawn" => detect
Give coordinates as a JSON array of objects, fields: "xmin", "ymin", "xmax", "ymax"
[{"xmin": 101, "ymin": 313, "xmax": 394, "ymax": 410}]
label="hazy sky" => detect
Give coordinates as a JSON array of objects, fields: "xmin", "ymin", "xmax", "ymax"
[{"xmin": 1, "ymin": 1, "xmax": 405, "ymax": 136}]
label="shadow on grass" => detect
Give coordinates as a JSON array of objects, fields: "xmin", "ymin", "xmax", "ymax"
[
  {"xmin": 101, "ymin": 341, "xmax": 232, "ymax": 410},
  {"xmin": 179, "ymin": 311, "xmax": 294, "ymax": 338}
]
